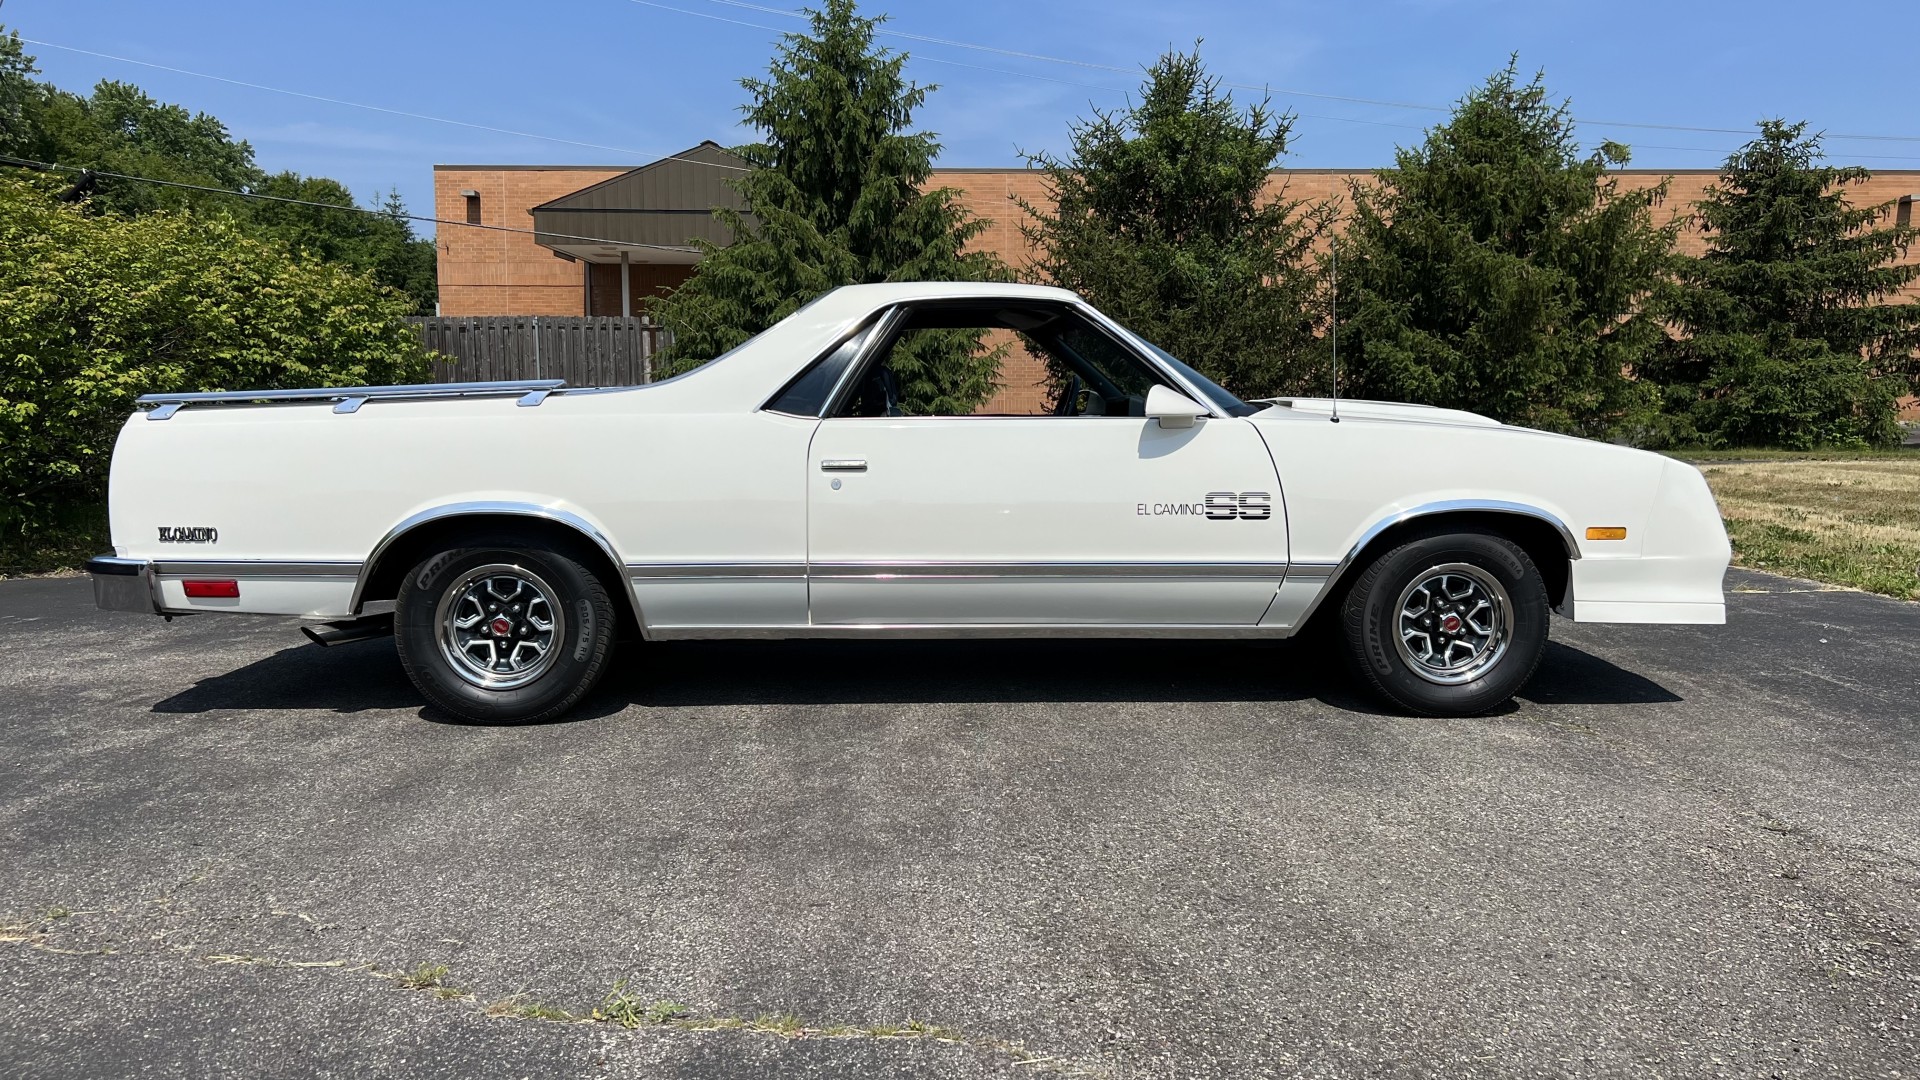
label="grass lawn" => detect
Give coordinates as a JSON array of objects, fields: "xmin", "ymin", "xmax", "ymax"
[{"xmin": 1682, "ymin": 454, "xmax": 1920, "ymax": 600}]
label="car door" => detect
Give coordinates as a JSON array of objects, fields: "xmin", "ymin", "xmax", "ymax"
[{"xmin": 803, "ymin": 301, "xmax": 1288, "ymax": 626}]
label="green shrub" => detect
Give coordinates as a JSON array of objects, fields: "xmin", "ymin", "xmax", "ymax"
[{"xmin": 0, "ymin": 176, "xmax": 431, "ymax": 569}]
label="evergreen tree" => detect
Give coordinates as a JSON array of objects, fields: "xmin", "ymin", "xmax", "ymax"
[
  {"xmin": 652, "ymin": 0, "xmax": 1006, "ymax": 412},
  {"xmin": 1020, "ymin": 48, "xmax": 1328, "ymax": 399},
  {"xmin": 1644, "ymin": 121, "xmax": 1920, "ymax": 448},
  {"xmin": 1333, "ymin": 61, "xmax": 1675, "ymax": 436}
]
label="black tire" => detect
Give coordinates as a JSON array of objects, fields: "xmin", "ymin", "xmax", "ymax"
[
  {"xmin": 394, "ymin": 536, "xmax": 616, "ymax": 724},
  {"xmin": 1340, "ymin": 530, "xmax": 1549, "ymax": 717}
]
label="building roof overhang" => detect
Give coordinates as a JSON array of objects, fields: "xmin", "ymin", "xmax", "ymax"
[{"xmin": 529, "ymin": 140, "xmax": 754, "ymax": 263}]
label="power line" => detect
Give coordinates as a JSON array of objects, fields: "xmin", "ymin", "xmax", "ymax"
[
  {"xmin": 622, "ymin": 0, "xmax": 1426, "ymax": 133},
  {"xmin": 0, "ymin": 154, "xmax": 704, "ymax": 252},
  {"xmin": 630, "ymin": 0, "xmax": 1439, "ymax": 116},
  {"xmin": 17, "ymin": 37, "xmax": 751, "ymax": 171},
  {"xmin": 1618, "ymin": 142, "xmax": 1920, "ymax": 164},
  {"xmin": 664, "ymin": 0, "xmax": 1920, "ymax": 146}
]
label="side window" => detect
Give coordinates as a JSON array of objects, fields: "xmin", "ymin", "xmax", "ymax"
[
  {"xmin": 832, "ymin": 304, "xmax": 1174, "ymax": 419},
  {"xmin": 764, "ymin": 318, "xmax": 881, "ymax": 417}
]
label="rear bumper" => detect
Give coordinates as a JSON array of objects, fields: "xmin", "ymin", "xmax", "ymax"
[
  {"xmin": 86, "ymin": 555, "xmax": 363, "ymax": 618},
  {"xmin": 86, "ymin": 556, "xmax": 161, "ymax": 614}
]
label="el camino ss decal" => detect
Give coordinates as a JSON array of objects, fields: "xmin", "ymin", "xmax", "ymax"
[
  {"xmin": 157, "ymin": 526, "xmax": 219, "ymax": 543},
  {"xmin": 1137, "ymin": 493, "xmax": 1271, "ymax": 520}
]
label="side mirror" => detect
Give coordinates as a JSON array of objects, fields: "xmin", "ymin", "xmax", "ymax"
[{"xmin": 1145, "ymin": 384, "xmax": 1206, "ymax": 429}]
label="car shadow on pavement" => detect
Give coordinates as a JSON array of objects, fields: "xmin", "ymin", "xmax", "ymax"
[
  {"xmin": 1518, "ymin": 641, "xmax": 1681, "ymax": 706},
  {"xmin": 147, "ymin": 637, "xmax": 622, "ymax": 724},
  {"xmin": 149, "ymin": 633, "xmax": 1678, "ymax": 720}
]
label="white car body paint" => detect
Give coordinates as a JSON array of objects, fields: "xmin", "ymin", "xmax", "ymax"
[{"xmin": 95, "ymin": 281, "xmax": 1730, "ymax": 635}]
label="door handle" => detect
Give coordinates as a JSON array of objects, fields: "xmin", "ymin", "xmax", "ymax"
[{"xmin": 820, "ymin": 459, "xmax": 867, "ymax": 472}]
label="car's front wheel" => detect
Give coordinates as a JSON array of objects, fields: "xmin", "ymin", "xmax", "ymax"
[
  {"xmin": 1340, "ymin": 530, "xmax": 1549, "ymax": 716},
  {"xmin": 394, "ymin": 537, "xmax": 616, "ymax": 723}
]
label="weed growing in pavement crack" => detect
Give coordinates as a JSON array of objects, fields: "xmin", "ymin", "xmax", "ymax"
[
  {"xmin": 592, "ymin": 980, "xmax": 686, "ymax": 1028},
  {"xmin": 397, "ymin": 962, "xmax": 450, "ymax": 990},
  {"xmin": 395, "ymin": 962, "xmax": 470, "ymax": 999}
]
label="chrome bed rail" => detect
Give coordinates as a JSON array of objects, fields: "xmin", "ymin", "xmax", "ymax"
[{"xmin": 137, "ymin": 379, "xmax": 567, "ymax": 420}]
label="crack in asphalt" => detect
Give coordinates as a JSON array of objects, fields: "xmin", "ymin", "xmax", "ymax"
[{"xmin": 0, "ymin": 901, "xmax": 1112, "ymax": 1077}]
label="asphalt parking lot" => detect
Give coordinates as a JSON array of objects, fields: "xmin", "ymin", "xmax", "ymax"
[{"xmin": 1, "ymin": 569, "xmax": 1914, "ymax": 1079}]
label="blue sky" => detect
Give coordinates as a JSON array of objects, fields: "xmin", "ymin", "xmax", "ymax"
[{"xmin": 7, "ymin": 0, "xmax": 1919, "ymax": 235}]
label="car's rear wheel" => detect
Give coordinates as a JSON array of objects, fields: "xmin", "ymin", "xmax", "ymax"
[
  {"xmin": 1340, "ymin": 530, "xmax": 1549, "ymax": 716},
  {"xmin": 394, "ymin": 537, "xmax": 616, "ymax": 723}
]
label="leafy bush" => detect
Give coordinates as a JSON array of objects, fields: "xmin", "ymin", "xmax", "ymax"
[{"xmin": 0, "ymin": 176, "xmax": 432, "ymax": 569}]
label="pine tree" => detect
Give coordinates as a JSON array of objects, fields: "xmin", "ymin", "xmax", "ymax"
[
  {"xmin": 1019, "ymin": 48, "xmax": 1328, "ymax": 399},
  {"xmin": 1333, "ymin": 61, "xmax": 1675, "ymax": 436},
  {"xmin": 1645, "ymin": 121, "xmax": 1920, "ymax": 449},
  {"xmin": 652, "ymin": 0, "xmax": 1006, "ymax": 410}
]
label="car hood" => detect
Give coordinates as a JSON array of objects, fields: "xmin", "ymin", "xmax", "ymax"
[{"xmin": 1249, "ymin": 397, "xmax": 1504, "ymax": 428}]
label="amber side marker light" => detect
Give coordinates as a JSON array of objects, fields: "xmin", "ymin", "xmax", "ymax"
[
  {"xmin": 1585, "ymin": 527, "xmax": 1629, "ymax": 541},
  {"xmin": 182, "ymin": 580, "xmax": 240, "ymax": 598}
]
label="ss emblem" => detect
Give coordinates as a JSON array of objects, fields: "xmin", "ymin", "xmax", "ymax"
[{"xmin": 1206, "ymin": 492, "xmax": 1272, "ymax": 521}]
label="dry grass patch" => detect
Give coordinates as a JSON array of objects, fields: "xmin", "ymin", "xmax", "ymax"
[{"xmin": 1696, "ymin": 457, "xmax": 1920, "ymax": 599}]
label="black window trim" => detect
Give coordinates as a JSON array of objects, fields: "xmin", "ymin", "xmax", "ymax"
[{"xmin": 814, "ymin": 298, "xmax": 1220, "ymax": 422}]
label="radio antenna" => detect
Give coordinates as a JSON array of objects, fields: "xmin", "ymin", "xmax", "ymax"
[{"xmin": 1329, "ymin": 234, "xmax": 1341, "ymax": 423}]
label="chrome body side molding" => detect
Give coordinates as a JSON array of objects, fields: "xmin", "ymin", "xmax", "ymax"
[
  {"xmin": 808, "ymin": 561, "xmax": 1291, "ymax": 581},
  {"xmin": 152, "ymin": 560, "xmax": 361, "ymax": 578},
  {"xmin": 626, "ymin": 562, "xmax": 807, "ymax": 579},
  {"xmin": 646, "ymin": 622, "xmax": 1296, "ymax": 641}
]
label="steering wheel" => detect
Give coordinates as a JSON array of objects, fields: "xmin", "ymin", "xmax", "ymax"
[{"xmin": 1054, "ymin": 375, "xmax": 1083, "ymax": 417}]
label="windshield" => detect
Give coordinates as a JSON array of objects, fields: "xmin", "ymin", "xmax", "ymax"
[{"xmin": 1137, "ymin": 339, "xmax": 1260, "ymax": 418}]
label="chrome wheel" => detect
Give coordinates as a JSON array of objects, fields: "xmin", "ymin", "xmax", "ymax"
[
  {"xmin": 434, "ymin": 563, "xmax": 566, "ymax": 690},
  {"xmin": 1394, "ymin": 562, "xmax": 1514, "ymax": 686}
]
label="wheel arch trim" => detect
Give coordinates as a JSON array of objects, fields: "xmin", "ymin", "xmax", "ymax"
[
  {"xmin": 1288, "ymin": 499, "xmax": 1580, "ymax": 631},
  {"xmin": 350, "ymin": 501, "xmax": 646, "ymax": 633}
]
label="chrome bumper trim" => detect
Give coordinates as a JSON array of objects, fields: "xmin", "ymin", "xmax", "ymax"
[{"xmin": 86, "ymin": 556, "xmax": 159, "ymax": 614}]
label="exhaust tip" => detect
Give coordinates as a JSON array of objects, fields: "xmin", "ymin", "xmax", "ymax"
[{"xmin": 300, "ymin": 614, "xmax": 394, "ymax": 648}]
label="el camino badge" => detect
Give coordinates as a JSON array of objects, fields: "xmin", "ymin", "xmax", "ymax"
[
  {"xmin": 1137, "ymin": 493, "xmax": 1272, "ymax": 520},
  {"xmin": 157, "ymin": 526, "xmax": 219, "ymax": 543}
]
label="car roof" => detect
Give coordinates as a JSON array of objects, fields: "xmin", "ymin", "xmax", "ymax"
[{"xmin": 818, "ymin": 281, "xmax": 1083, "ymax": 306}]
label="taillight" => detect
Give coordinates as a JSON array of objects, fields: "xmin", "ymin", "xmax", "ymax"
[{"xmin": 182, "ymin": 580, "xmax": 240, "ymax": 598}]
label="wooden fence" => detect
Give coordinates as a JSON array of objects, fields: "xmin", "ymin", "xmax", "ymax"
[{"xmin": 409, "ymin": 316, "xmax": 670, "ymax": 386}]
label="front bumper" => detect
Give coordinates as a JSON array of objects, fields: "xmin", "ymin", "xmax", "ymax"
[{"xmin": 86, "ymin": 556, "xmax": 161, "ymax": 614}]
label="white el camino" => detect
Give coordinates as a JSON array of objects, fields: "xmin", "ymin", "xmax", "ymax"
[{"xmin": 88, "ymin": 282, "xmax": 1730, "ymax": 722}]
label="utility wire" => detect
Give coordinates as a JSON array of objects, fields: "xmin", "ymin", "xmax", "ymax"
[
  {"xmin": 626, "ymin": 0, "xmax": 1436, "ymax": 122},
  {"xmin": 18, "ymin": 37, "xmax": 751, "ymax": 171},
  {"xmin": 680, "ymin": 0, "xmax": 1443, "ymax": 113},
  {"xmin": 0, "ymin": 154, "xmax": 704, "ymax": 252},
  {"xmin": 667, "ymin": 0, "xmax": 1920, "ymax": 146},
  {"xmin": 624, "ymin": 0, "xmax": 1429, "ymax": 133},
  {"xmin": 22, "ymin": 16, "xmax": 1920, "ymax": 169}
]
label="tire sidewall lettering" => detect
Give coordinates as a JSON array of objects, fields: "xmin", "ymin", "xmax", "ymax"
[{"xmin": 573, "ymin": 597, "xmax": 594, "ymax": 663}]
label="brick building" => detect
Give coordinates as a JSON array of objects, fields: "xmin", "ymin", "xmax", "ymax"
[{"xmin": 433, "ymin": 147, "xmax": 1920, "ymax": 411}]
